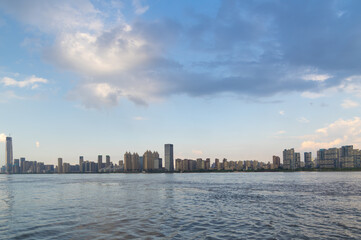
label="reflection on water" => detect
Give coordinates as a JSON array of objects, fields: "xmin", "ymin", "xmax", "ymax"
[{"xmin": 0, "ymin": 172, "xmax": 361, "ymax": 239}]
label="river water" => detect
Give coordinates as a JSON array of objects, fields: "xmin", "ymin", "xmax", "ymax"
[{"xmin": 0, "ymin": 172, "xmax": 360, "ymax": 239}]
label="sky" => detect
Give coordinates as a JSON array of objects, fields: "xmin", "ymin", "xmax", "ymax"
[{"xmin": 1, "ymin": 0, "xmax": 361, "ymax": 166}]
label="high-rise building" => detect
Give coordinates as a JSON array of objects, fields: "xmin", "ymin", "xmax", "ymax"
[
  {"xmin": 106, "ymin": 155, "xmax": 110, "ymax": 167},
  {"xmin": 143, "ymin": 151, "xmax": 151, "ymax": 170},
  {"xmin": 124, "ymin": 152, "xmax": 132, "ymax": 172},
  {"xmin": 175, "ymin": 158, "xmax": 182, "ymax": 171},
  {"xmin": 154, "ymin": 158, "xmax": 161, "ymax": 169},
  {"xmin": 165, "ymin": 144, "xmax": 174, "ymax": 171},
  {"xmin": 20, "ymin": 157, "xmax": 25, "ymax": 173},
  {"xmin": 222, "ymin": 158, "xmax": 228, "ymax": 170},
  {"xmin": 272, "ymin": 156, "xmax": 280, "ymax": 169},
  {"xmin": 139, "ymin": 156, "xmax": 144, "ymax": 170},
  {"xmin": 317, "ymin": 148, "xmax": 339, "ymax": 169},
  {"xmin": 6, "ymin": 137, "xmax": 13, "ymax": 174},
  {"xmin": 205, "ymin": 158, "xmax": 211, "ymax": 170},
  {"xmin": 283, "ymin": 148, "xmax": 300, "ymax": 170},
  {"xmin": 58, "ymin": 158, "xmax": 63, "ymax": 173},
  {"xmin": 196, "ymin": 158, "xmax": 204, "ymax": 170},
  {"xmin": 118, "ymin": 160, "xmax": 124, "ymax": 170},
  {"xmin": 98, "ymin": 155, "xmax": 103, "ymax": 171},
  {"xmin": 90, "ymin": 161, "xmax": 97, "ymax": 172},
  {"xmin": 354, "ymin": 149, "xmax": 361, "ymax": 168},
  {"xmin": 79, "ymin": 156, "xmax": 84, "ymax": 172},
  {"xmin": 143, "ymin": 151, "xmax": 159, "ymax": 171},
  {"xmin": 295, "ymin": 152, "xmax": 301, "ymax": 169},
  {"xmin": 340, "ymin": 145, "xmax": 354, "ymax": 168},
  {"xmin": 13, "ymin": 159, "xmax": 20, "ymax": 174},
  {"xmin": 304, "ymin": 152, "xmax": 312, "ymax": 168},
  {"xmin": 131, "ymin": 153, "xmax": 140, "ymax": 171},
  {"xmin": 215, "ymin": 158, "xmax": 220, "ymax": 170},
  {"xmin": 158, "ymin": 157, "xmax": 162, "ymax": 169}
]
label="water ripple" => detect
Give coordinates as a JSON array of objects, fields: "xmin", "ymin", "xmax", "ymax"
[{"xmin": 0, "ymin": 172, "xmax": 360, "ymax": 239}]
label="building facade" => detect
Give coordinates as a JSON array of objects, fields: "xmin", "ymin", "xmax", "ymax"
[
  {"xmin": 106, "ymin": 155, "xmax": 110, "ymax": 167},
  {"xmin": 58, "ymin": 158, "xmax": 63, "ymax": 173},
  {"xmin": 318, "ymin": 148, "xmax": 339, "ymax": 169},
  {"xmin": 6, "ymin": 137, "xmax": 13, "ymax": 174},
  {"xmin": 272, "ymin": 155, "xmax": 280, "ymax": 169},
  {"xmin": 98, "ymin": 155, "xmax": 103, "ymax": 171},
  {"xmin": 340, "ymin": 145, "xmax": 354, "ymax": 168},
  {"xmin": 143, "ymin": 151, "xmax": 159, "ymax": 171},
  {"xmin": 283, "ymin": 148, "xmax": 300, "ymax": 170},
  {"xmin": 164, "ymin": 144, "xmax": 174, "ymax": 171},
  {"xmin": 304, "ymin": 152, "xmax": 312, "ymax": 168}
]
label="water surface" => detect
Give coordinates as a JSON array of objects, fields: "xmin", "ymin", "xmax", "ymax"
[{"xmin": 0, "ymin": 172, "xmax": 360, "ymax": 239}]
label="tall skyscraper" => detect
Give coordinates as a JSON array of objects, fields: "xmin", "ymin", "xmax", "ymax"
[
  {"xmin": 165, "ymin": 144, "xmax": 174, "ymax": 171},
  {"xmin": 139, "ymin": 156, "xmax": 144, "ymax": 170},
  {"xmin": 124, "ymin": 152, "xmax": 132, "ymax": 172},
  {"xmin": 79, "ymin": 156, "xmax": 84, "ymax": 173},
  {"xmin": 273, "ymin": 155, "xmax": 281, "ymax": 169},
  {"xmin": 205, "ymin": 158, "xmax": 210, "ymax": 170},
  {"xmin": 6, "ymin": 137, "xmax": 13, "ymax": 174},
  {"xmin": 318, "ymin": 148, "xmax": 339, "ymax": 169},
  {"xmin": 283, "ymin": 148, "xmax": 296, "ymax": 170},
  {"xmin": 13, "ymin": 159, "xmax": 20, "ymax": 174},
  {"xmin": 215, "ymin": 158, "xmax": 220, "ymax": 170},
  {"xmin": 20, "ymin": 157, "xmax": 25, "ymax": 173},
  {"xmin": 295, "ymin": 152, "xmax": 301, "ymax": 169},
  {"xmin": 131, "ymin": 153, "xmax": 140, "ymax": 171},
  {"xmin": 340, "ymin": 145, "xmax": 354, "ymax": 168},
  {"xmin": 143, "ymin": 150, "xmax": 159, "ymax": 171},
  {"xmin": 58, "ymin": 158, "xmax": 63, "ymax": 173},
  {"xmin": 304, "ymin": 152, "xmax": 312, "ymax": 168},
  {"xmin": 98, "ymin": 155, "xmax": 103, "ymax": 171},
  {"xmin": 106, "ymin": 155, "xmax": 110, "ymax": 167}
]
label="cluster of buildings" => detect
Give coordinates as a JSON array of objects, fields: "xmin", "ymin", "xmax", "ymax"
[
  {"xmin": 1, "ymin": 138, "xmax": 175, "ymax": 174},
  {"xmin": 282, "ymin": 145, "xmax": 361, "ymax": 170},
  {"xmin": 174, "ymin": 158, "xmax": 276, "ymax": 171},
  {"xmin": 47, "ymin": 145, "xmax": 175, "ymax": 173},
  {"xmin": 1, "ymin": 136, "xmax": 361, "ymax": 174}
]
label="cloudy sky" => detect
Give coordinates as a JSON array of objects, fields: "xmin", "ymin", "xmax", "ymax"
[{"xmin": 1, "ymin": 0, "xmax": 361, "ymax": 165}]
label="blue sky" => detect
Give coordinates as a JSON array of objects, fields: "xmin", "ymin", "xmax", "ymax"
[{"xmin": 1, "ymin": 0, "xmax": 361, "ymax": 165}]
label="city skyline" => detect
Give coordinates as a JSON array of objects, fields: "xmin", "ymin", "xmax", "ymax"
[
  {"xmin": 0, "ymin": 133, "xmax": 360, "ymax": 167},
  {"xmin": 2, "ymin": 135, "xmax": 361, "ymax": 173},
  {"xmin": 1, "ymin": 1, "xmax": 361, "ymax": 165}
]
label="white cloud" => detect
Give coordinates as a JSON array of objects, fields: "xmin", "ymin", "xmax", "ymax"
[
  {"xmin": 302, "ymin": 74, "xmax": 332, "ymax": 82},
  {"xmin": 36, "ymin": 141, "xmax": 40, "ymax": 148},
  {"xmin": 70, "ymin": 83, "xmax": 122, "ymax": 108},
  {"xmin": 5, "ymin": 1, "xmax": 361, "ymax": 110},
  {"xmin": 132, "ymin": 0, "xmax": 149, "ymax": 15},
  {"xmin": 1, "ymin": 75, "xmax": 48, "ymax": 89},
  {"xmin": 0, "ymin": 133, "xmax": 6, "ymax": 142},
  {"xmin": 341, "ymin": 99, "xmax": 359, "ymax": 109},
  {"xmin": 301, "ymin": 139, "xmax": 344, "ymax": 150},
  {"xmin": 276, "ymin": 130, "xmax": 286, "ymax": 135},
  {"xmin": 279, "ymin": 110, "xmax": 285, "ymax": 115},
  {"xmin": 300, "ymin": 117, "xmax": 361, "ymax": 151},
  {"xmin": 337, "ymin": 75, "xmax": 361, "ymax": 98},
  {"xmin": 48, "ymin": 29, "xmax": 149, "ymax": 75},
  {"xmin": 192, "ymin": 150, "xmax": 203, "ymax": 156},
  {"xmin": 297, "ymin": 117, "xmax": 310, "ymax": 123}
]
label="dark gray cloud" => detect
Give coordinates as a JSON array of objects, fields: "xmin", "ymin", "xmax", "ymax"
[
  {"xmin": 170, "ymin": 0, "xmax": 361, "ymax": 99},
  {"xmin": 2, "ymin": 0, "xmax": 361, "ymax": 107}
]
